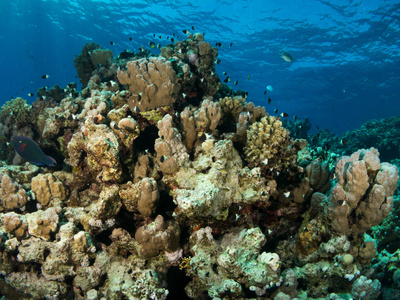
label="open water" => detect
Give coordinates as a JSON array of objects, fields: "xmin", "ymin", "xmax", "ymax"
[{"xmin": 1, "ymin": 0, "xmax": 399, "ymax": 134}]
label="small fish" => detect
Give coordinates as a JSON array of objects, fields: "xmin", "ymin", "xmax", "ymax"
[
  {"xmin": 215, "ymin": 58, "xmax": 221, "ymax": 64},
  {"xmin": 223, "ymin": 76, "xmax": 230, "ymax": 83},
  {"xmin": 157, "ymin": 43, "xmax": 161, "ymax": 48},
  {"xmin": 229, "ymin": 43, "xmax": 233, "ymax": 47},
  {"xmin": 266, "ymin": 85, "xmax": 274, "ymax": 92},
  {"xmin": 219, "ymin": 169, "xmax": 228, "ymax": 174},
  {"xmin": 223, "ymin": 71, "xmax": 227, "ymax": 75},
  {"xmin": 166, "ymin": 210, "xmax": 174, "ymax": 217},
  {"xmin": 340, "ymin": 138, "xmax": 348, "ymax": 145},
  {"xmin": 234, "ymin": 80, "xmax": 238, "ymax": 85},
  {"xmin": 12, "ymin": 136, "xmax": 56, "ymax": 167},
  {"xmin": 153, "ymin": 33, "xmax": 156, "ymax": 37},
  {"xmin": 247, "ymin": 75, "xmax": 250, "ymax": 81},
  {"xmin": 229, "ymin": 214, "xmax": 240, "ymax": 222},
  {"xmin": 150, "ymin": 44, "xmax": 156, "ymax": 49},
  {"xmin": 215, "ymin": 42, "xmax": 222, "ymax": 47},
  {"xmin": 129, "ymin": 37, "xmax": 133, "ymax": 41},
  {"xmin": 264, "ymin": 90, "xmax": 267, "ymax": 95},
  {"xmin": 198, "ymin": 133, "xmax": 207, "ymax": 143},
  {"xmin": 158, "ymin": 35, "xmax": 162, "ymax": 39},
  {"xmin": 283, "ymin": 191, "xmax": 291, "ymax": 198},
  {"xmin": 110, "ymin": 41, "xmax": 114, "ymax": 45},
  {"xmin": 268, "ymin": 97, "xmax": 272, "ymax": 104},
  {"xmin": 281, "ymin": 112, "xmax": 289, "ymax": 118},
  {"xmin": 293, "ymin": 115, "xmax": 297, "ymax": 121},
  {"xmin": 274, "ymin": 108, "xmax": 278, "ymax": 114},
  {"xmin": 27, "ymin": 93, "xmax": 34, "ymax": 97},
  {"xmin": 171, "ymin": 38, "xmax": 175, "ymax": 43},
  {"xmin": 41, "ymin": 74, "xmax": 49, "ymax": 79},
  {"xmin": 182, "ymin": 29, "xmax": 188, "ymax": 34},
  {"xmin": 191, "ymin": 26, "xmax": 195, "ymax": 30},
  {"xmin": 279, "ymin": 51, "xmax": 293, "ymax": 62}
]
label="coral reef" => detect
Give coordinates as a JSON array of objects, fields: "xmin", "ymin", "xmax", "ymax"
[
  {"xmin": 73, "ymin": 43, "xmax": 113, "ymax": 88},
  {"xmin": 0, "ymin": 174, "xmax": 29, "ymax": 212},
  {"xmin": 185, "ymin": 227, "xmax": 281, "ymax": 298},
  {"xmin": 135, "ymin": 215, "xmax": 180, "ymax": 258},
  {"xmin": 0, "ymin": 33, "xmax": 399, "ymax": 300},
  {"xmin": 244, "ymin": 115, "xmax": 291, "ymax": 168},
  {"xmin": 117, "ymin": 56, "xmax": 181, "ymax": 111},
  {"xmin": 67, "ymin": 117, "xmax": 121, "ymax": 183},
  {"xmin": 327, "ymin": 148, "xmax": 398, "ymax": 236}
]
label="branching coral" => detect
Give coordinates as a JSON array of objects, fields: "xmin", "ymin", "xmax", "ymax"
[{"xmin": 244, "ymin": 115, "xmax": 292, "ymax": 170}]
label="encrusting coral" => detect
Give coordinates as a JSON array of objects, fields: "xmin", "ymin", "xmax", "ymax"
[
  {"xmin": 67, "ymin": 117, "xmax": 122, "ymax": 183},
  {"xmin": 185, "ymin": 227, "xmax": 282, "ymax": 298},
  {"xmin": 0, "ymin": 33, "xmax": 399, "ymax": 300}
]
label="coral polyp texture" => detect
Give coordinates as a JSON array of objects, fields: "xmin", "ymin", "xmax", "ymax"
[
  {"xmin": 0, "ymin": 33, "xmax": 399, "ymax": 300},
  {"xmin": 117, "ymin": 57, "xmax": 181, "ymax": 111}
]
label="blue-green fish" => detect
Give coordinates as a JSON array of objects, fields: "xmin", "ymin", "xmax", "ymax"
[
  {"xmin": 279, "ymin": 51, "xmax": 293, "ymax": 62},
  {"xmin": 12, "ymin": 136, "xmax": 56, "ymax": 167}
]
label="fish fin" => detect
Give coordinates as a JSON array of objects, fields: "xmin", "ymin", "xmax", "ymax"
[
  {"xmin": 29, "ymin": 160, "xmax": 45, "ymax": 166},
  {"xmin": 45, "ymin": 156, "xmax": 57, "ymax": 167}
]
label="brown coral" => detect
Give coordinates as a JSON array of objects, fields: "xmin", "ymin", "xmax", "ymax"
[
  {"xmin": 328, "ymin": 148, "xmax": 399, "ymax": 236},
  {"xmin": 0, "ymin": 174, "xmax": 29, "ymax": 212},
  {"xmin": 244, "ymin": 115, "xmax": 291, "ymax": 169},
  {"xmin": 67, "ymin": 117, "xmax": 121, "ymax": 183},
  {"xmin": 31, "ymin": 173, "xmax": 68, "ymax": 208},
  {"xmin": 119, "ymin": 177, "xmax": 159, "ymax": 217},
  {"xmin": 135, "ymin": 215, "xmax": 180, "ymax": 258},
  {"xmin": 154, "ymin": 114, "xmax": 189, "ymax": 174},
  {"xmin": 117, "ymin": 57, "xmax": 181, "ymax": 111}
]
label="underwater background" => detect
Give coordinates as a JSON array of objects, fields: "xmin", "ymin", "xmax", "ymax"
[
  {"xmin": 1, "ymin": 0, "xmax": 400, "ymax": 134},
  {"xmin": 0, "ymin": 0, "xmax": 400, "ymax": 299}
]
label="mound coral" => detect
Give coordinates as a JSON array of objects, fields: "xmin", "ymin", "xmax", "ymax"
[{"xmin": 117, "ymin": 56, "xmax": 181, "ymax": 111}]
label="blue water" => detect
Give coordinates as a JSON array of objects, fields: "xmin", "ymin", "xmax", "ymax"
[{"xmin": 0, "ymin": 0, "xmax": 399, "ymax": 134}]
